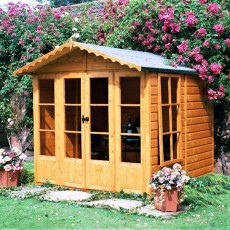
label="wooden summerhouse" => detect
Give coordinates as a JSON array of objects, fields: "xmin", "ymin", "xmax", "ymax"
[{"xmin": 14, "ymin": 42, "xmax": 214, "ymax": 193}]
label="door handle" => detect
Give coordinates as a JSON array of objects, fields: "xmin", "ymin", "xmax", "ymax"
[{"xmin": 82, "ymin": 115, "xmax": 89, "ymax": 123}]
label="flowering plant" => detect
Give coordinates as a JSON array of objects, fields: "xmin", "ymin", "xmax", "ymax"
[
  {"xmin": 149, "ymin": 163, "xmax": 190, "ymax": 191},
  {"xmin": 0, "ymin": 148, "xmax": 27, "ymax": 172}
]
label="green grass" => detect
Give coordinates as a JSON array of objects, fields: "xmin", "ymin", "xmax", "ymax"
[
  {"xmin": 8, "ymin": 162, "xmax": 230, "ymax": 229},
  {"xmin": 0, "ymin": 195, "xmax": 229, "ymax": 229}
]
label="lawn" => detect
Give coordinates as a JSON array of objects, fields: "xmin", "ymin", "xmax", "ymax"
[
  {"xmin": 0, "ymin": 194, "xmax": 229, "ymax": 229},
  {"xmin": 1, "ymin": 161, "xmax": 229, "ymax": 229}
]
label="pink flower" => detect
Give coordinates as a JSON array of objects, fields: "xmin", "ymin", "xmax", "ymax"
[
  {"xmin": 198, "ymin": 66, "xmax": 208, "ymax": 75},
  {"xmin": 197, "ymin": 0, "xmax": 207, "ymax": 3},
  {"xmin": 177, "ymin": 40, "xmax": 188, "ymax": 53},
  {"xmin": 20, "ymin": 55, "xmax": 26, "ymax": 61},
  {"xmin": 173, "ymin": 163, "xmax": 182, "ymax": 170},
  {"xmin": 195, "ymin": 28, "xmax": 207, "ymax": 37},
  {"xmin": 164, "ymin": 43, "xmax": 171, "ymax": 50},
  {"xmin": 224, "ymin": 39, "xmax": 230, "ymax": 47},
  {"xmin": 210, "ymin": 63, "xmax": 222, "ymax": 75},
  {"xmin": 4, "ymin": 164, "xmax": 12, "ymax": 172},
  {"xmin": 219, "ymin": 85, "xmax": 224, "ymax": 91},
  {"xmin": 54, "ymin": 12, "xmax": 61, "ymax": 20},
  {"xmin": 153, "ymin": 45, "xmax": 161, "ymax": 52},
  {"xmin": 214, "ymin": 44, "xmax": 221, "ymax": 50},
  {"xmin": 194, "ymin": 54, "xmax": 203, "ymax": 62},
  {"xmin": 228, "ymin": 74, "xmax": 230, "ymax": 79},
  {"xmin": 213, "ymin": 24, "xmax": 224, "ymax": 36},
  {"xmin": 207, "ymin": 3, "xmax": 220, "ymax": 15},
  {"xmin": 133, "ymin": 21, "xmax": 140, "ymax": 28},
  {"xmin": 201, "ymin": 59, "xmax": 208, "ymax": 67},
  {"xmin": 170, "ymin": 61, "xmax": 177, "ymax": 67},
  {"xmin": 203, "ymin": 40, "xmax": 210, "ymax": 48},
  {"xmin": 18, "ymin": 39, "xmax": 25, "ymax": 46},
  {"xmin": 162, "ymin": 34, "xmax": 172, "ymax": 43},
  {"xmin": 207, "ymin": 76, "xmax": 214, "ymax": 83},
  {"xmin": 185, "ymin": 11, "xmax": 197, "ymax": 28},
  {"xmin": 170, "ymin": 23, "xmax": 180, "ymax": 33}
]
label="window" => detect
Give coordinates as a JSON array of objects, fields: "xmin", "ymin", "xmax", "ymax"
[
  {"xmin": 158, "ymin": 75, "xmax": 181, "ymax": 165},
  {"xmin": 64, "ymin": 79, "xmax": 82, "ymax": 159},
  {"xmin": 39, "ymin": 79, "xmax": 55, "ymax": 156},
  {"xmin": 120, "ymin": 77, "xmax": 141, "ymax": 163}
]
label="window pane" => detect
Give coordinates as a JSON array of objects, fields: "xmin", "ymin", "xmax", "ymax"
[
  {"xmin": 40, "ymin": 106, "xmax": 55, "ymax": 130},
  {"xmin": 172, "ymin": 106, "xmax": 178, "ymax": 131},
  {"xmin": 91, "ymin": 78, "xmax": 108, "ymax": 104},
  {"xmin": 91, "ymin": 106, "xmax": 108, "ymax": 132},
  {"xmin": 121, "ymin": 107, "xmax": 140, "ymax": 134},
  {"xmin": 173, "ymin": 133, "xmax": 179, "ymax": 159},
  {"xmin": 163, "ymin": 134, "xmax": 170, "ymax": 161},
  {"xmin": 65, "ymin": 106, "xmax": 81, "ymax": 131},
  {"xmin": 171, "ymin": 78, "xmax": 178, "ymax": 103},
  {"xmin": 121, "ymin": 77, "xmax": 140, "ymax": 104},
  {"xmin": 162, "ymin": 106, "xmax": 170, "ymax": 133},
  {"xmin": 65, "ymin": 79, "xmax": 81, "ymax": 104},
  {"xmin": 40, "ymin": 131, "xmax": 55, "ymax": 156},
  {"xmin": 65, "ymin": 133, "xmax": 81, "ymax": 159},
  {"xmin": 161, "ymin": 77, "xmax": 169, "ymax": 104},
  {"xmin": 121, "ymin": 136, "xmax": 140, "ymax": 163},
  {"xmin": 91, "ymin": 134, "xmax": 109, "ymax": 161},
  {"xmin": 39, "ymin": 79, "xmax": 54, "ymax": 103}
]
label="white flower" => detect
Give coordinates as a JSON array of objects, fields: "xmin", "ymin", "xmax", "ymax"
[
  {"xmin": 72, "ymin": 27, "xmax": 78, "ymax": 32},
  {"xmin": 0, "ymin": 149, "xmax": 4, "ymax": 155},
  {"xmin": 3, "ymin": 156, "xmax": 11, "ymax": 162},
  {"xmin": 4, "ymin": 164, "xmax": 12, "ymax": 172},
  {"xmin": 74, "ymin": 17, "xmax": 79, "ymax": 22},
  {"xmin": 0, "ymin": 156, "xmax": 4, "ymax": 164},
  {"xmin": 72, "ymin": 33, "xmax": 80, "ymax": 39},
  {"xmin": 19, "ymin": 153, "xmax": 27, "ymax": 161},
  {"xmin": 7, "ymin": 118, "xmax": 14, "ymax": 126}
]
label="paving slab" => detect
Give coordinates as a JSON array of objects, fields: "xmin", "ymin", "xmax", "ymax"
[
  {"xmin": 42, "ymin": 190, "xmax": 92, "ymax": 202},
  {"xmin": 10, "ymin": 187, "xmax": 48, "ymax": 199},
  {"xmin": 137, "ymin": 205, "xmax": 189, "ymax": 219},
  {"xmin": 85, "ymin": 199, "xmax": 143, "ymax": 210}
]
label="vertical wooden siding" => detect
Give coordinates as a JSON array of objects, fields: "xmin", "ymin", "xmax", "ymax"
[
  {"xmin": 148, "ymin": 72, "xmax": 159, "ymax": 174},
  {"xmin": 185, "ymin": 75, "xmax": 214, "ymax": 176}
]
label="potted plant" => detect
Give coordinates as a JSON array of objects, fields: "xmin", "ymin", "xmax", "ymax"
[
  {"xmin": 0, "ymin": 148, "xmax": 27, "ymax": 187},
  {"xmin": 149, "ymin": 163, "xmax": 190, "ymax": 212}
]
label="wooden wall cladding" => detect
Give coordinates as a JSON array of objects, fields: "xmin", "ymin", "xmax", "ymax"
[
  {"xmin": 149, "ymin": 72, "xmax": 159, "ymax": 173},
  {"xmin": 185, "ymin": 75, "xmax": 214, "ymax": 177},
  {"xmin": 36, "ymin": 49, "xmax": 131, "ymax": 73}
]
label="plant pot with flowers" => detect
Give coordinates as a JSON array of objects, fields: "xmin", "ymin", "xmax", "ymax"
[
  {"xmin": 149, "ymin": 163, "xmax": 190, "ymax": 212},
  {"xmin": 0, "ymin": 148, "xmax": 27, "ymax": 187}
]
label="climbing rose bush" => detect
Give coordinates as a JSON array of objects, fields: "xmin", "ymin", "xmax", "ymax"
[
  {"xmin": 99, "ymin": 0, "xmax": 230, "ymax": 102},
  {"xmin": 0, "ymin": 2, "xmax": 77, "ymax": 140}
]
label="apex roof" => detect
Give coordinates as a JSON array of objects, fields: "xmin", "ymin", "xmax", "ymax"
[{"xmin": 14, "ymin": 41, "xmax": 197, "ymax": 76}]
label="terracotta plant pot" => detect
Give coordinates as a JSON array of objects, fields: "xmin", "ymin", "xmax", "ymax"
[
  {"xmin": 0, "ymin": 170, "xmax": 19, "ymax": 187},
  {"xmin": 154, "ymin": 188, "xmax": 181, "ymax": 212}
]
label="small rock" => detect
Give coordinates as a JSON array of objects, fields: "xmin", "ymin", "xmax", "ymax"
[
  {"xmin": 42, "ymin": 190, "xmax": 92, "ymax": 202},
  {"xmin": 84, "ymin": 199, "xmax": 142, "ymax": 210}
]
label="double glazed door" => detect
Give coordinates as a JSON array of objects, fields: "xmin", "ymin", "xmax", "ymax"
[
  {"xmin": 60, "ymin": 72, "xmax": 114, "ymax": 190},
  {"xmin": 34, "ymin": 72, "xmax": 146, "ymax": 192},
  {"xmin": 35, "ymin": 72, "xmax": 114, "ymax": 190}
]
